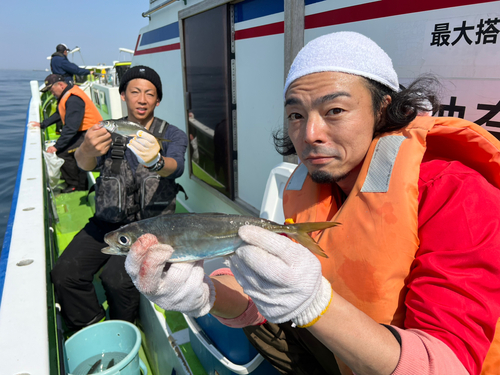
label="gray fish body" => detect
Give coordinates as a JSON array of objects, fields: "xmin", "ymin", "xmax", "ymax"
[
  {"xmin": 99, "ymin": 120, "xmax": 170, "ymax": 145},
  {"xmin": 100, "ymin": 119, "xmax": 151, "ymax": 138},
  {"xmin": 102, "ymin": 213, "xmax": 340, "ymax": 262},
  {"xmin": 104, "ymin": 214, "xmax": 267, "ymax": 262}
]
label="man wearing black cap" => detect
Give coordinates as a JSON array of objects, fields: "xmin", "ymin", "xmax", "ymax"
[
  {"xmin": 31, "ymin": 73, "xmax": 103, "ymax": 192},
  {"xmin": 50, "ymin": 65, "xmax": 188, "ymax": 332},
  {"xmin": 50, "ymin": 43, "xmax": 91, "ymax": 84}
]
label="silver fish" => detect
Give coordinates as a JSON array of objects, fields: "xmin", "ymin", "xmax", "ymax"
[
  {"xmin": 102, "ymin": 213, "xmax": 340, "ymax": 262},
  {"xmin": 99, "ymin": 119, "xmax": 170, "ymax": 145}
]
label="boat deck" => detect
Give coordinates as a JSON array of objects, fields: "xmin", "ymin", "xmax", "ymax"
[{"xmin": 51, "ymin": 167, "xmax": 209, "ymax": 375}]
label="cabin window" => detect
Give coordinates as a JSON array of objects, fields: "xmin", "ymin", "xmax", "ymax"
[{"xmin": 182, "ymin": 4, "xmax": 235, "ymax": 199}]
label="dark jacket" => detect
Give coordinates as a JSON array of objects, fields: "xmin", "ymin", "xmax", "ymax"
[{"xmin": 50, "ymin": 52, "xmax": 90, "ymax": 82}]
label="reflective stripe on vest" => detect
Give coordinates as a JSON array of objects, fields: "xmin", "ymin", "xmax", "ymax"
[
  {"xmin": 283, "ymin": 116, "xmax": 500, "ymax": 374},
  {"xmin": 58, "ymin": 85, "xmax": 102, "ymax": 131}
]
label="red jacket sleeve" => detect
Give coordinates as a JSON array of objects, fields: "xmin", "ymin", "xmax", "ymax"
[{"xmin": 405, "ymin": 159, "xmax": 500, "ymax": 375}]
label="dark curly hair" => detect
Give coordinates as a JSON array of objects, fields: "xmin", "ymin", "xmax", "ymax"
[{"xmin": 273, "ymin": 74, "xmax": 442, "ymax": 156}]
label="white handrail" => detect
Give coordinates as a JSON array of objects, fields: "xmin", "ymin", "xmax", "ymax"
[{"xmin": 0, "ymin": 81, "xmax": 50, "ymax": 374}]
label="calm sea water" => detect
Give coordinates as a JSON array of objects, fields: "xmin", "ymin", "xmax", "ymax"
[{"xmin": 0, "ymin": 69, "xmax": 48, "ymax": 247}]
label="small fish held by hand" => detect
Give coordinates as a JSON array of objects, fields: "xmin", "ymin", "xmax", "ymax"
[
  {"xmin": 102, "ymin": 213, "xmax": 340, "ymax": 262},
  {"xmin": 99, "ymin": 119, "xmax": 170, "ymax": 145}
]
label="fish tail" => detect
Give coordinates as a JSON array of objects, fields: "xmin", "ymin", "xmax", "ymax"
[
  {"xmin": 157, "ymin": 137, "xmax": 171, "ymax": 151},
  {"xmin": 290, "ymin": 221, "xmax": 340, "ymax": 233},
  {"xmin": 286, "ymin": 231, "xmax": 328, "ymax": 258},
  {"xmin": 285, "ymin": 222, "xmax": 340, "ymax": 258}
]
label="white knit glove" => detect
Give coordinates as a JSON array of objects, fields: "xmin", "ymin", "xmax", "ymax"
[
  {"xmin": 127, "ymin": 130, "xmax": 161, "ymax": 167},
  {"xmin": 125, "ymin": 234, "xmax": 215, "ymax": 317},
  {"xmin": 228, "ymin": 225, "xmax": 333, "ymax": 327}
]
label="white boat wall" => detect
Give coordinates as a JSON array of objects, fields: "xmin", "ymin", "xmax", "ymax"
[
  {"xmin": 133, "ymin": 0, "xmax": 500, "ymax": 219},
  {"xmin": 1, "ymin": 1, "xmax": 499, "ymax": 374},
  {"xmin": 0, "ymin": 82, "xmax": 51, "ymax": 373}
]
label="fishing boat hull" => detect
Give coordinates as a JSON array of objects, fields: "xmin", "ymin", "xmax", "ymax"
[{"xmin": 2, "ymin": 1, "xmax": 500, "ymax": 373}]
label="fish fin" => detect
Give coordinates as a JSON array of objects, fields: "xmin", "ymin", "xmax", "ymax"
[
  {"xmin": 106, "ymin": 358, "xmax": 115, "ymax": 370},
  {"xmin": 157, "ymin": 137, "xmax": 171, "ymax": 151},
  {"xmin": 87, "ymin": 358, "xmax": 102, "ymax": 374},
  {"xmin": 286, "ymin": 231, "xmax": 328, "ymax": 258},
  {"xmin": 285, "ymin": 222, "xmax": 341, "ymax": 258}
]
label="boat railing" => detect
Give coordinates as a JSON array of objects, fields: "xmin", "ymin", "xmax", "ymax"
[{"xmin": 0, "ymin": 80, "xmax": 58, "ymax": 374}]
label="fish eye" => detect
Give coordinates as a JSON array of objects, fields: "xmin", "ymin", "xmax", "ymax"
[{"xmin": 118, "ymin": 235, "xmax": 131, "ymax": 246}]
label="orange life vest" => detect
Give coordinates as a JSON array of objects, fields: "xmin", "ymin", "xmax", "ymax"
[
  {"xmin": 283, "ymin": 116, "xmax": 500, "ymax": 374},
  {"xmin": 58, "ymin": 85, "xmax": 102, "ymax": 131}
]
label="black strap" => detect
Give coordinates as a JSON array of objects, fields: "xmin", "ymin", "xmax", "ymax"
[
  {"xmin": 149, "ymin": 118, "xmax": 169, "ymax": 139},
  {"xmin": 110, "ymin": 135, "xmax": 127, "ymax": 175},
  {"xmin": 128, "ymin": 204, "xmax": 140, "ymax": 215},
  {"xmin": 126, "ymin": 184, "xmax": 139, "ymax": 195},
  {"xmin": 176, "ymin": 183, "xmax": 188, "ymax": 200},
  {"xmin": 382, "ymin": 324, "xmax": 402, "ymax": 346}
]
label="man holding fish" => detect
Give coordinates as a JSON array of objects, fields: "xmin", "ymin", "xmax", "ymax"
[
  {"xmin": 50, "ymin": 66, "xmax": 188, "ymax": 332},
  {"xmin": 122, "ymin": 34, "xmax": 500, "ymax": 374}
]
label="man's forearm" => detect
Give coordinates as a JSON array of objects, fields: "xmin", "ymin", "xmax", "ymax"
[
  {"xmin": 41, "ymin": 112, "xmax": 61, "ymax": 129},
  {"xmin": 209, "ymin": 269, "xmax": 266, "ymax": 328},
  {"xmin": 156, "ymin": 157, "xmax": 178, "ymax": 177},
  {"xmin": 308, "ymin": 293, "xmax": 401, "ymax": 375},
  {"xmin": 55, "ymin": 96, "xmax": 85, "ymax": 150},
  {"xmin": 209, "ymin": 274, "xmax": 249, "ymax": 319},
  {"xmin": 75, "ymin": 147, "xmax": 97, "ymax": 171}
]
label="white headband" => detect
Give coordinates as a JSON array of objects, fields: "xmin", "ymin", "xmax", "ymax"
[{"xmin": 284, "ymin": 31, "xmax": 399, "ymax": 98}]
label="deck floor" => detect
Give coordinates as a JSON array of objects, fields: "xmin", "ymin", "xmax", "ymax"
[{"xmin": 53, "ymin": 184, "xmax": 197, "ymax": 375}]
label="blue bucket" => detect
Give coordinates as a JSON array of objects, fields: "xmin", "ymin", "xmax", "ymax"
[{"xmin": 65, "ymin": 320, "xmax": 147, "ymax": 375}]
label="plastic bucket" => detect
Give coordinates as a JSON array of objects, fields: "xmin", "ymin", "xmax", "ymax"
[{"xmin": 65, "ymin": 320, "xmax": 147, "ymax": 375}]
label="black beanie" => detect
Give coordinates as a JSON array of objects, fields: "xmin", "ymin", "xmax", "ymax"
[{"xmin": 119, "ymin": 65, "xmax": 163, "ymax": 101}]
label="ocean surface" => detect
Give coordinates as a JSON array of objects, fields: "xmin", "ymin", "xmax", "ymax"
[{"xmin": 0, "ymin": 69, "xmax": 48, "ymax": 248}]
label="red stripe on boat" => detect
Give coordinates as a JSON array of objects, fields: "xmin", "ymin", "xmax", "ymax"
[{"xmin": 134, "ymin": 43, "xmax": 181, "ymax": 56}]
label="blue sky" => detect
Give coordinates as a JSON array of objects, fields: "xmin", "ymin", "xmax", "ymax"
[{"xmin": 0, "ymin": 0, "xmax": 149, "ymax": 70}]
